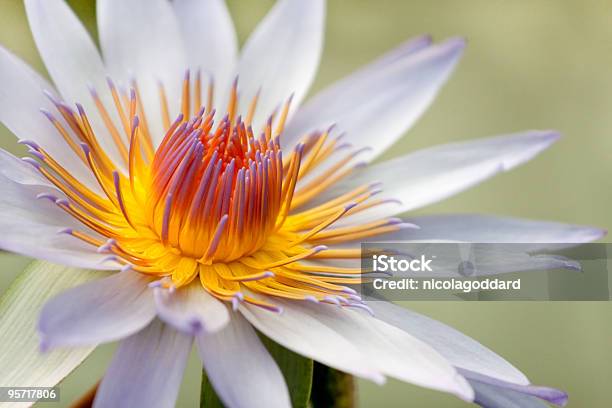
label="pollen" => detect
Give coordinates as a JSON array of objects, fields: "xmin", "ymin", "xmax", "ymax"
[{"xmin": 23, "ymin": 71, "xmax": 411, "ymax": 312}]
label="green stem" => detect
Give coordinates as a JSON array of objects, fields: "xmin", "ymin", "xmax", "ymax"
[{"xmin": 310, "ymin": 363, "xmax": 355, "ymax": 408}]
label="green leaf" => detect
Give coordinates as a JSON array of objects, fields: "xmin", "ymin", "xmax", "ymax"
[
  {"xmin": 200, "ymin": 334, "xmax": 314, "ymax": 408},
  {"xmin": 0, "ymin": 260, "xmax": 108, "ymax": 407},
  {"xmin": 260, "ymin": 335, "xmax": 314, "ymax": 408}
]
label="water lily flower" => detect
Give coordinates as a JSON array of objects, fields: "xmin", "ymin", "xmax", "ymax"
[{"xmin": 0, "ymin": 0, "xmax": 603, "ymax": 407}]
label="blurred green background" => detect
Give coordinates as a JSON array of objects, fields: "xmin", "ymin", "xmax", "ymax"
[{"xmin": 1, "ymin": 0, "xmax": 611, "ymax": 406}]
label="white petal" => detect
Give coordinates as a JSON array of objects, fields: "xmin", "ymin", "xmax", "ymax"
[
  {"xmin": 0, "ymin": 262, "xmax": 106, "ymax": 396},
  {"xmin": 197, "ymin": 311, "xmax": 291, "ymax": 408},
  {"xmin": 173, "ymin": 0, "xmax": 237, "ymax": 106},
  {"xmin": 24, "ymin": 0, "xmax": 124, "ymax": 167},
  {"xmin": 464, "ymin": 370, "xmax": 568, "ymax": 407},
  {"xmin": 94, "ymin": 320, "xmax": 192, "ymax": 408},
  {"xmin": 239, "ymin": 301, "xmax": 384, "ymax": 384},
  {"xmin": 237, "ymin": 0, "xmax": 325, "ymax": 129},
  {"xmin": 314, "ymin": 35, "xmax": 433, "ymax": 92},
  {"xmin": 366, "ymin": 301, "xmax": 529, "ymax": 385},
  {"xmin": 0, "ymin": 155, "xmax": 118, "ymax": 269},
  {"xmin": 290, "ymin": 301, "xmax": 473, "ymax": 401},
  {"xmin": 154, "ymin": 281, "xmax": 230, "ymax": 335},
  {"xmin": 470, "ymin": 380, "xmax": 551, "ymax": 408},
  {"xmin": 319, "ymin": 130, "xmax": 560, "ymax": 223},
  {"xmin": 283, "ymin": 37, "xmax": 464, "ymax": 160},
  {"xmin": 0, "ymin": 147, "xmax": 57, "ymax": 189},
  {"xmin": 0, "ymin": 46, "xmax": 97, "ymax": 189},
  {"xmin": 400, "ymin": 214, "xmax": 606, "ymax": 250},
  {"xmin": 97, "ymin": 0, "xmax": 187, "ymax": 142},
  {"xmin": 38, "ymin": 272, "xmax": 156, "ymax": 350}
]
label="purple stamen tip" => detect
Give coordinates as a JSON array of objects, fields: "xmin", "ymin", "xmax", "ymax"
[
  {"xmin": 234, "ymin": 292, "xmax": 245, "ymax": 301},
  {"xmin": 356, "ymin": 146, "xmax": 374, "ymax": 154},
  {"xmin": 37, "ymin": 193, "xmax": 58, "ymax": 202},
  {"xmin": 55, "ymin": 198, "xmax": 69, "ymax": 206},
  {"xmin": 263, "ymin": 271, "xmax": 275, "ymax": 278},
  {"xmin": 100, "ymin": 254, "xmax": 119, "ymax": 263},
  {"xmin": 231, "ymin": 297, "xmax": 240, "ymax": 311},
  {"xmin": 335, "ymin": 142, "xmax": 351, "ymax": 151},
  {"xmin": 148, "ymin": 280, "xmax": 163, "ymax": 288},
  {"xmin": 387, "ymin": 218, "xmax": 403, "ymax": 225},
  {"xmin": 88, "ymin": 84, "xmax": 98, "ymax": 97},
  {"xmin": 28, "ymin": 150, "xmax": 44, "ymax": 160},
  {"xmin": 39, "ymin": 108, "xmax": 56, "ymax": 122},
  {"xmin": 36, "ymin": 193, "xmax": 57, "ymax": 202},
  {"xmin": 42, "ymin": 89, "xmax": 57, "ymax": 102},
  {"xmin": 344, "ymin": 202, "xmax": 358, "ymax": 211},
  {"xmin": 323, "ymin": 296, "xmax": 341, "ymax": 306},
  {"xmin": 341, "ymin": 286, "xmax": 358, "ymax": 295},
  {"xmin": 57, "ymin": 227, "xmax": 73, "ymax": 235},
  {"xmin": 18, "ymin": 139, "xmax": 40, "ymax": 150},
  {"xmin": 304, "ymin": 295, "xmax": 319, "ymax": 303},
  {"xmin": 79, "ymin": 143, "xmax": 91, "ymax": 155},
  {"xmin": 313, "ymin": 245, "xmax": 328, "ymax": 253},
  {"xmin": 121, "ymin": 264, "xmax": 133, "ymax": 273},
  {"xmin": 97, "ymin": 245, "xmax": 110, "ymax": 254},
  {"xmin": 349, "ymin": 303, "xmax": 375, "ymax": 316},
  {"xmin": 383, "ymin": 198, "xmax": 403, "ymax": 206},
  {"xmin": 21, "ymin": 157, "xmax": 40, "ymax": 168},
  {"xmin": 132, "ymin": 116, "xmax": 140, "ymax": 128}
]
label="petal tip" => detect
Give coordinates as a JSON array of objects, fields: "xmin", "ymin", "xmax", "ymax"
[
  {"xmin": 440, "ymin": 36, "xmax": 467, "ymax": 56},
  {"xmin": 538, "ymin": 129, "xmax": 562, "ymax": 143},
  {"xmin": 553, "ymin": 391, "xmax": 569, "ymax": 406}
]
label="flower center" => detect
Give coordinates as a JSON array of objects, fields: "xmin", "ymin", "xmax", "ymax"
[
  {"xmin": 23, "ymin": 72, "xmax": 409, "ymax": 311},
  {"xmin": 147, "ymin": 107, "xmax": 284, "ymax": 263}
]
